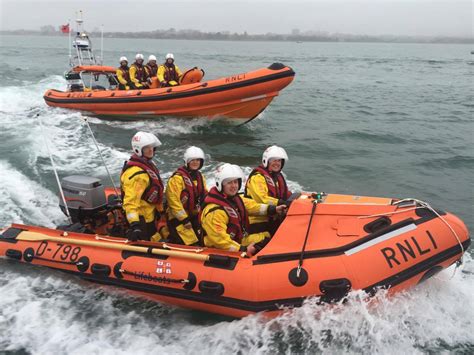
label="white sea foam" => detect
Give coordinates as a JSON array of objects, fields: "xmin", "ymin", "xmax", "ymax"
[
  {"xmin": 0, "ymin": 75, "xmax": 472, "ymax": 354},
  {"xmin": 25, "ymin": 116, "xmax": 130, "ymax": 176},
  {"xmin": 0, "ymin": 256, "xmax": 472, "ymax": 354},
  {"xmin": 0, "ymin": 160, "xmax": 64, "ymax": 228},
  {"xmin": 93, "ymin": 116, "xmax": 213, "ymax": 136},
  {"xmin": 0, "ymin": 75, "xmax": 65, "ymax": 116}
]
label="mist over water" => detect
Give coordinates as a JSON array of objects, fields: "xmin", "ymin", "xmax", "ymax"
[{"xmin": 0, "ymin": 35, "xmax": 472, "ymax": 353}]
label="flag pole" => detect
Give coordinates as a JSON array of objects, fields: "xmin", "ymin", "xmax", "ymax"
[
  {"xmin": 68, "ymin": 18, "xmax": 71, "ymax": 64},
  {"xmin": 101, "ymin": 24, "xmax": 104, "ymax": 65}
]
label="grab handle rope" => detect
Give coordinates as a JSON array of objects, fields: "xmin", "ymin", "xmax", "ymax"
[
  {"xmin": 394, "ymin": 198, "xmax": 465, "ymax": 259},
  {"xmin": 119, "ymin": 268, "xmax": 189, "ymax": 284},
  {"xmin": 360, "ymin": 198, "xmax": 465, "ymax": 277}
]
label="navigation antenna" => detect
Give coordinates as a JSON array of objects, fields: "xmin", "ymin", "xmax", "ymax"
[{"xmin": 37, "ymin": 114, "xmax": 73, "ymax": 225}]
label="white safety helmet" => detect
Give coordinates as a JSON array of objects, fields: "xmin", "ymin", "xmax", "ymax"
[
  {"xmin": 215, "ymin": 163, "xmax": 245, "ymax": 192},
  {"xmin": 131, "ymin": 131, "xmax": 162, "ymax": 157},
  {"xmin": 148, "ymin": 54, "xmax": 157, "ymax": 62},
  {"xmin": 165, "ymin": 53, "xmax": 174, "ymax": 60},
  {"xmin": 119, "ymin": 56, "xmax": 128, "ymax": 63},
  {"xmin": 183, "ymin": 146, "xmax": 205, "ymax": 169},
  {"xmin": 262, "ymin": 145, "xmax": 289, "ymax": 169},
  {"xmin": 135, "ymin": 53, "xmax": 144, "ymax": 60}
]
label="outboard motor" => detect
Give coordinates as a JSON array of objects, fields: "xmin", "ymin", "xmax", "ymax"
[
  {"xmin": 57, "ymin": 175, "xmax": 127, "ymax": 236},
  {"xmin": 59, "ymin": 175, "xmax": 107, "ymax": 223}
]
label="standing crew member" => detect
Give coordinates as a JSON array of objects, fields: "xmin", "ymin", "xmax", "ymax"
[
  {"xmin": 129, "ymin": 53, "xmax": 148, "ymax": 89},
  {"xmin": 200, "ymin": 164, "xmax": 287, "ymax": 256},
  {"xmin": 166, "ymin": 146, "xmax": 208, "ymax": 246},
  {"xmin": 245, "ymin": 145, "xmax": 292, "ymax": 235},
  {"xmin": 116, "ymin": 56, "xmax": 131, "ymax": 90},
  {"xmin": 121, "ymin": 132, "xmax": 164, "ymax": 241},
  {"xmin": 158, "ymin": 53, "xmax": 182, "ymax": 87},
  {"xmin": 145, "ymin": 54, "xmax": 159, "ymax": 86}
]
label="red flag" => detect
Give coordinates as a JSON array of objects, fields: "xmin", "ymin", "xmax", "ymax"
[{"xmin": 60, "ymin": 24, "xmax": 70, "ymax": 34}]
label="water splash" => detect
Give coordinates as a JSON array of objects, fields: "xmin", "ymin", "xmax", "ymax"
[{"xmin": 0, "ymin": 256, "xmax": 472, "ymax": 354}]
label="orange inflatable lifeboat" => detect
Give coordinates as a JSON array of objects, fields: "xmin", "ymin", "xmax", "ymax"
[
  {"xmin": 43, "ymin": 63, "xmax": 295, "ymax": 124},
  {"xmin": 0, "ymin": 187, "xmax": 469, "ymax": 318}
]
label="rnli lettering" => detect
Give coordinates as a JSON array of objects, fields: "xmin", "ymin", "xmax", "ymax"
[
  {"xmin": 225, "ymin": 74, "xmax": 246, "ymax": 83},
  {"xmin": 381, "ymin": 231, "xmax": 438, "ymax": 268}
]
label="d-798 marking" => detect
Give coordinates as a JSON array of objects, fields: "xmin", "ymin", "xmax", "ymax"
[{"xmin": 36, "ymin": 241, "xmax": 82, "ymax": 262}]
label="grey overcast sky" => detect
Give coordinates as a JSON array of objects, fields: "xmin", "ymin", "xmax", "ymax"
[{"xmin": 0, "ymin": 0, "xmax": 472, "ymax": 37}]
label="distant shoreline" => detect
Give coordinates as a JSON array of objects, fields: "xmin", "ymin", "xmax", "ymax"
[{"xmin": 1, "ymin": 29, "xmax": 472, "ymax": 44}]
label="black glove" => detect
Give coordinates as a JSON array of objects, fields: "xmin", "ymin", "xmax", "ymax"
[
  {"xmin": 126, "ymin": 222, "xmax": 143, "ymax": 241},
  {"xmin": 254, "ymin": 237, "xmax": 270, "ymax": 253},
  {"xmin": 268, "ymin": 205, "xmax": 277, "ymax": 216}
]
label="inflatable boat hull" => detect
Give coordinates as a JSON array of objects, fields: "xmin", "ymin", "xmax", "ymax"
[{"xmin": 0, "ymin": 193, "xmax": 469, "ymax": 318}]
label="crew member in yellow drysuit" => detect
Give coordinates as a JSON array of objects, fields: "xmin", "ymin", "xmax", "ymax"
[
  {"xmin": 121, "ymin": 131, "xmax": 164, "ymax": 241},
  {"xmin": 245, "ymin": 145, "xmax": 292, "ymax": 235},
  {"xmin": 200, "ymin": 164, "xmax": 287, "ymax": 256},
  {"xmin": 166, "ymin": 146, "xmax": 208, "ymax": 246},
  {"xmin": 157, "ymin": 53, "xmax": 182, "ymax": 87}
]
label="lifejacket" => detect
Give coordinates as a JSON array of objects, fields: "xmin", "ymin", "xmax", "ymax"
[
  {"xmin": 201, "ymin": 187, "xmax": 249, "ymax": 243},
  {"xmin": 121, "ymin": 154, "xmax": 164, "ymax": 205},
  {"xmin": 145, "ymin": 63, "xmax": 158, "ymax": 77},
  {"xmin": 246, "ymin": 166, "xmax": 291, "ymax": 200},
  {"xmin": 131, "ymin": 63, "xmax": 146, "ymax": 82},
  {"xmin": 173, "ymin": 166, "xmax": 206, "ymax": 214},
  {"xmin": 118, "ymin": 66, "xmax": 131, "ymax": 83},
  {"xmin": 163, "ymin": 63, "xmax": 179, "ymax": 82}
]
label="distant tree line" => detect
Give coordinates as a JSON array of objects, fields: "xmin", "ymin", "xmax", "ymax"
[{"xmin": 1, "ymin": 26, "xmax": 472, "ymax": 44}]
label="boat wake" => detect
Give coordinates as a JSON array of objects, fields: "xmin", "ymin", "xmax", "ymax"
[
  {"xmin": 0, "ymin": 255, "xmax": 472, "ymax": 354},
  {"xmin": 0, "ymin": 76, "xmax": 304, "ymax": 226},
  {"xmin": 0, "ymin": 73, "xmax": 472, "ymax": 354},
  {"xmin": 0, "ymin": 160, "xmax": 64, "ymax": 228}
]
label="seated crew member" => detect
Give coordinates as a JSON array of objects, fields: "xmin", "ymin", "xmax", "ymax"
[
  {"xmin": 121, "ymin": 131, "xmax": 164, "ymax": 241},
  {"xmin": 129, "ymin": 53, "xmax": 148, "ymax": 89},
  {"xmin": 200, "ymin": 164, "xmax": 287, "ymax": 256},
  {"xmin": 157, "ymin": 53, "xmax": 182, "ymax": 87},
  {"xmin": 116, "ymin": 56, "xmax": 131, "ymax": 90},
  {"xmin": 166, "ymin": 146, "xmax": 208, "ymax": 246},
  {"xmin": 145, "ymin": 54, "xmax": 159, "ymax": 85},
  {"xmin": 245, "ymin": 145, "xmax": 292, "ymax": 235}
]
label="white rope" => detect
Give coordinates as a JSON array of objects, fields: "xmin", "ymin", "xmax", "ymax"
[
  {"xmin": 359, "ymin": 197, "xmax": 465, "ymax": 277},
  {"xmin": 162, "ymin": 243, "xmax": 204, "ymax": 253},
  {"xmin": 95, "ymin": 235, "xmax": 128, "ymax": 243},
  {"xmin": 356, "ymin": 206, "xmax": 419, "ymax": 219},
  {"xmin": 410, "ymin": 198, "xmax": 465, "ymax": 266}
]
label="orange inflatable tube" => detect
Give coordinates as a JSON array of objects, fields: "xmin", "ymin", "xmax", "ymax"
[{"xmin": 0, "ymin": 193, "xmax": 469, "ymax": 318}]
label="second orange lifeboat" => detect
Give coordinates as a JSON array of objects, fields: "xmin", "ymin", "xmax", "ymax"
[{"xmin": 44, "ymin": 63, "xmax": 295, "ymax": 124}]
